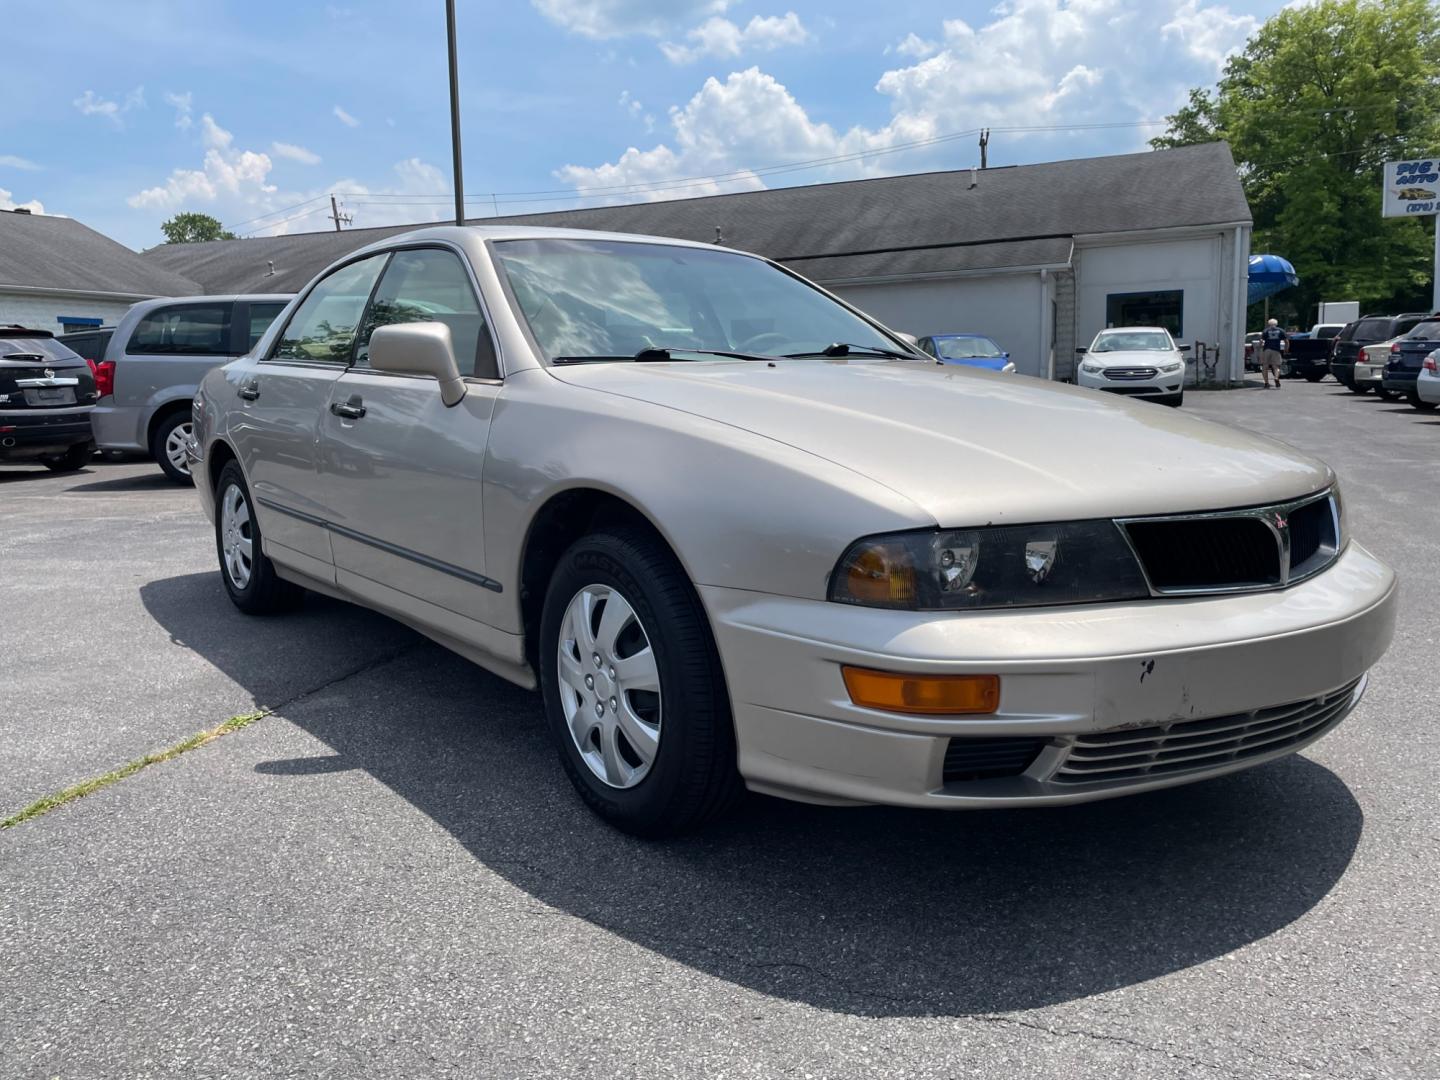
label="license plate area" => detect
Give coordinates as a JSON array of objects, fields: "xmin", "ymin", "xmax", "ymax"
[{"xmin": 23, "ymin": 387, "xmax": 77, "ymax": 406}]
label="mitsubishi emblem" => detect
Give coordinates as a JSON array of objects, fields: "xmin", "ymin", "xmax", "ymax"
[
  {"xmin": 1272, "ymin": 512, "xmax": 1288, "ymax": 532},
  {"xmin": 43, "ymin": 368, "xmax": 54, "ymax": 379}
]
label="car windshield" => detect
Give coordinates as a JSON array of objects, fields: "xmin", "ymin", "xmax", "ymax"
[
  {"xmin": 1315, "ymin": 325, "xmax": 1342, "ymax": 339},
  {"xmin": 935, "ymin": 336, "xmax": 1002, "ymax": 359},
  {"xmin": 492, "ymin": 238, "xmax": 900, "ymax": 362},
  {"xmin": 1092, "ymin": 331, "xmax": 1171, "ymax": 352},
  {"xmin": 1401, "ymin": 320, "xmax": 1440, "ymax": 340}
]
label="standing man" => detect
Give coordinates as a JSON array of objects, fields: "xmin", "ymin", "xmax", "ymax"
[{"xmin": 1259, "ymin": 318, "xmax": 1287, "ymax": 389}]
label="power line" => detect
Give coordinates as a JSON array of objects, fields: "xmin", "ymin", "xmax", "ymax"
[{"xmin": 224, "ymin": 194, "xmax": 331, "ymax": 231}]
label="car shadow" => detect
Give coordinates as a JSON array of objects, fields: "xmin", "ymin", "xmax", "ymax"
[
  {"xmin": 67, "ymin": 471, "xmax": 178, "ymax": 493},
  {"xmin": 0, "ymin": 464, "xmax": 91, "ymax": 483},
  {"xmin": 141, "ymin": 573, "xmax": 1364, "ymax": 1018}
]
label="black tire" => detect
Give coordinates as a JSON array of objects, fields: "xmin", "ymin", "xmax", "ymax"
[
  {"xmin": 1304, "ymin": 371, "xmax": 1326, "ymax": 383},
  {"xmin": 214, "ymin": 460, "xmax": 303, "ymax": 615},
  {"xmin": 1407, "ymin": 390, "xmax": 1438, "ymax": 411},
  {"xmin": 1375, "ymin": 386, "xmax": 1399, "ymax": 402},
  {"xmin": 539, "ymin": 528, "xmax": 742, "ymax": 836},
  {"xmin": 1348, "ymin": 381, "xmax": 1370, "ymax": 395},
  {"xmin": 1156, "ymin": 391, "xmax": 1183, "ymax": 407},
  {"xmin": 42, "ymin": 443, "xmax": 93, "ymax": 472},
  {"xmin": 150, "ymin": 410, "xmax": 195, "ymax": 485}
]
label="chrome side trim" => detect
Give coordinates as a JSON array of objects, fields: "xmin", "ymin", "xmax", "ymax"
[
  {"xmin": 1114, "ymin": 487, "xmax": 1340, "ymax": 598},
  {"xmin": 255, "ymin": 496, "xmax": 503, "ymax": 593},
  {"xmin": 16, "ymin": 377, "xmax": 80, "ymax": 388}
]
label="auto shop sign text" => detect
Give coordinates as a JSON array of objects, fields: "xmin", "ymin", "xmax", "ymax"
[{"xmin": 1383, "ymin": 158, "xmax": 1440, "ymax": 217}]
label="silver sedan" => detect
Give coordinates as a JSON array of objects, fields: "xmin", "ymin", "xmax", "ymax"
[{"xmin": 190, "ymin": 225, "xmax": 1397, "ymax": 835}]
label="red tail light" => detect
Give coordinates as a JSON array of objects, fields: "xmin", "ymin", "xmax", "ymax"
[
  {"xmin": 1391, "ymin": 342, "xmax": 1402, "ymax": 353},
  {"xmin": 1425, "ymin": 355, "xmax": 1437, "ymax": 373},
  {"xmin": 94, "ymin": 359, "xmax": 115, "ymax": 398}
]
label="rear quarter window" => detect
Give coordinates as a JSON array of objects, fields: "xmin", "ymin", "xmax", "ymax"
[{"xmin": 126, "ymin": 303, "xmax": 233, "ymax": 356}]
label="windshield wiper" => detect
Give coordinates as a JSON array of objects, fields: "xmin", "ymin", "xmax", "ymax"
[
  {"xmin": 783, "ymin": 342, "xmax": 919, "ymax": 360},
  {"xmin": 552, "ymin": 347, "xmax": 778, "ymax": 365}
]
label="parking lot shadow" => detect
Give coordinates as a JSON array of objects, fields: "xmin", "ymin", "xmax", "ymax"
[
  {"xmin": 144, "ymin": 584, "xmax": 1363, "ymax": 1018},
  {"xmin": 68, "ymin": 472, "xmax": 178, "ymax": 493}
]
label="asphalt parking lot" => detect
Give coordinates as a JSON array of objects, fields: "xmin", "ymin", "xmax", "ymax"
[{"xmin": 2, "ymin": 379, "xmax": 1437, "ymax": 1079}]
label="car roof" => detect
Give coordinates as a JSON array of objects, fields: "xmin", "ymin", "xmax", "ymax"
[
  {"xmin": 345, "ymin": 223, "xmax": 760, "ymax": 262},
  {"xmin": 0, "ymin": 324, "xmax": 54, "ymax": 338},
  {"xmin": 932, "ymin": 333, "xmax": 995, "ymax": 339},
  {"xmin": 1097, "ymin": 326, "xmax": 1170, "ymax": 334}
]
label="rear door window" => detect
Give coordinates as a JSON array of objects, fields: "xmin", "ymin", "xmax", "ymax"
[
  {"xmin": 1393, "ymin": 316, "xmax": 1428, "ymax": 338},
  {"xmin": 126, "ymin": 303, "xmax": 232, "ymax": 355}
]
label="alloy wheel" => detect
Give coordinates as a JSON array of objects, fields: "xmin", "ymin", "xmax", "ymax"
[
  {"xmin": 556, "ymin": 584, "xmax": 662, "ymax": 789},
  {"xmin": 220, "ymin": 483, "xmax": 254, "ymax": 590}
]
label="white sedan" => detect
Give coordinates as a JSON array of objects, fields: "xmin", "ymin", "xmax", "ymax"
[
  {"xmin": 1075, "ymin": 327, "xmax": 1188, "ymax": 406},
  {"xmin": 1419, "ymin": 348, "xmax": 1440, "ymax": 405}
]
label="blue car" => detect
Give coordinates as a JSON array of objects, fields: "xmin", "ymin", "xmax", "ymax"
[{"xmin": 915, "ymin": 333, "xmax": 1016, "ymax": 372}]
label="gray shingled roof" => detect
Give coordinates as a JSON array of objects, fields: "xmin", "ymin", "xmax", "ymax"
[
  {"xmin": 0, "ymin": 209, "xmax": 202, "ymax": 298},
  {"xmin": 142, "ymin": 143, "xmax": 1248, "ymax": 294}
]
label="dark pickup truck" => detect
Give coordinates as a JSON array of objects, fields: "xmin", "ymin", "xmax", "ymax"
[{"xmin": 1283, "ymin": 323, "xmax": 1344, "ymax": 381}]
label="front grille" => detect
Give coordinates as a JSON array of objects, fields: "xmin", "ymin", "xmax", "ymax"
[
  {"xmin": 1125, "ymin": 516, "xmax": 1280, "ymax": 590},
  {"xmin": 942, "ymin": 736, "xmax": 1047, "ymax": 783},
  {"xmin": 1288, "ymin": 497, "xmax": 1329, "ymax": 570},
  {"xmin": 1053, "ymin": 677, "xmax": 1362, "ymax": 785},
  {"xmin": 1102, "ymin": 367, "xmax": 1158, "ymax": 380}
]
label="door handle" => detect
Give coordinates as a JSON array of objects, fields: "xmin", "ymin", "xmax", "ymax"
[
  {"xmin": 237, "ymin": 382, "xmax": 260, "ymax": 401},
  {"xmin": 330, "ymin": 396, "xmax": 366, "ymax": 419}
]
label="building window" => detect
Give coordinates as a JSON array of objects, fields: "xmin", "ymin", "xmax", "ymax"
[{"xmin": 1106, "ymin": 290, "xmax": 1183, "ymax": 337}]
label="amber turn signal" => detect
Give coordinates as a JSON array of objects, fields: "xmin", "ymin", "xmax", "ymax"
[{"xmin": 841, "ymin": 666, "xmax": 1000, "ymax": 715}]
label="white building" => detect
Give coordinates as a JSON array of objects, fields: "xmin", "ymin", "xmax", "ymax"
[
  {"xmin": 143, "ymin": 143, "xmax": 1252, "ymax": 384},
  {"xmin": 0, "ymin": 207, "xmax": 200, "ymax": 334}
]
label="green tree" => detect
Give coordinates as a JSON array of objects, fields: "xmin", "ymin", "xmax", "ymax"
[
  {"xmin": 1153, "ymin": 0, "xmax": 1440, "ymax": 325},
  {"xmin": 160, "ymin": 212, "xmax": 237, "ymax": 244}
]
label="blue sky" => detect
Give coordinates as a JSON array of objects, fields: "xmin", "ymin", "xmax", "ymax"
[{"xmin": 0, "ymin": 0, "xmax": 1292, "ymax": 250}]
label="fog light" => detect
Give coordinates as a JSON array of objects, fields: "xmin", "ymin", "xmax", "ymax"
[{"xmin": 842, "ymin": 666, "xmax": 999, "ymax": 715}]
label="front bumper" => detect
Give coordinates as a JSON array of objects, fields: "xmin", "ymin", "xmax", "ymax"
[
  {"xmin": 1075, "ymin": 369, "xmax": 1183, "ymax": 397},
  {"xmin": 0, "ymin": 407, "xmax": 95, "ymax": 460},
  {"xmin": 703, "ymin": 543, "xmax": 1396, "ymax": 808}
]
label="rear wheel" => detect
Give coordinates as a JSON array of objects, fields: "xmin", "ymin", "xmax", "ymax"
[
  {"xmin": 1348, "ymin": 381, "xmax": 1370, "ymax": 394},
  {"xmin": 214, "ymin": 460, "xmax": 303, "ymax": 615},
  {"xmin": 151, "ymin": 411, "xmax": 194, "ymax": 485},
  {"xmin": 1407, "ymin": 390, "xmax": 1438, "ymax": 411},
  {"xmin": 41, "ymin": 443, "xmax": 93, "ymax": 472},
  {"xmin": 1375, "ymin": 386, "xmax": 1399, "ymax": 402},
  {"xmin": 539, "ymin": 528, "xmax": 742, "ymax": 836},
  {"xmin": 1304, "ymin": 370, "xmax": 1326, "ymax": 383}
]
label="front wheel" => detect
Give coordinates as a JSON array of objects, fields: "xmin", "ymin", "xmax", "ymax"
[
  {"xmin": 1156, "ymin": 391, "xmax": 1183, "ymax": 407},
  {"xmin": 42, "ymin": 443, "xmax": 93, "ymax": 472},
  {"xmin": 151, "ymin": 411, "xmax": 195, "ymax": 485},
  {"xmin": 214, "ymin": 460, "xmax": 303, "ymax": 615},
  {"xmin": 539, "ymin": 528, "xmax": 742, "ymax": 836}
]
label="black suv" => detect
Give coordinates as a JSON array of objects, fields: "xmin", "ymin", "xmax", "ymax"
[
  {"xmin": 56, "ymin": 326, "xmax": 116, "ymax": 362},
  {"xmin": 1331, "ymin": 312, "xmax": 1433, "ymax": 391},
  {"xmin": 0, "ymin": 325, "xmax": 98, "ymax": 471},
  {"xmin": 1381, "ymin": 317, "xmax": 1440, "ymax": 409}
]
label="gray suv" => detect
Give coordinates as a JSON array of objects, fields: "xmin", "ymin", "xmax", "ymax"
[{"xmin": 92, "ymin": 294, "xmax": 291, "ymax": 482}]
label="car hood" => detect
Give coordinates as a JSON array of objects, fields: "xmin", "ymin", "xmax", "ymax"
[
  {"xmin": 549, "ymin": 359, "xmax": 1331, "ymax": 525},
  {"xmin": 941, "ymin": 356, "xmax": 1008, "ymax": 371},
  {"xmin": 1083, "ymin": 349, "xmax": 1180, "ymax": 367}
]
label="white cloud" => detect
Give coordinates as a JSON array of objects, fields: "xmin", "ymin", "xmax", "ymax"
[
  {"xmin": 0, "ymin": 187, "xmax": 44, "ymax": 214},
  {"xmin": 531, "ymin": 0, "xmax": 730, "ymax": 38},
  {"xmin": 73, "ymin": 86, "xmax": 145, "ymax": 128},
  {"xmin": 556, "ymin": 1, "xmax": 1261, "ymax": 205},
  {"xmin": 0, "ymin": 155, "xmax": 40, "ymax": 171},
  {"xmin": 125, "ymin": 111, "xmax": 451, "ymax": 236},
  {"xmin": 1162, "ymin": 0, "xmax": 1258, "ymax": 67},
  {"xmin": 888, "ymin": 32, "xmax": 938, "ymax": 59},
  {"xmin": 333, "ymin": 105, "xmax": 361, "ymax": 128},
  {"xmin": 163, "ymin": 90, "xmax": 193, "ymax": 130},
  {"xmin": 660, "ymin": 12, "xmax": 808, "ymax": 64},
  {"xmin": 272, "ymin": 141, "xmax": 322, "ymax": 165}
]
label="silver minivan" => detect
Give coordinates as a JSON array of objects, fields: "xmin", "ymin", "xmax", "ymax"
[{"xmin": 92, "ymin": 294, "xmax": 291, "ymax": 482}]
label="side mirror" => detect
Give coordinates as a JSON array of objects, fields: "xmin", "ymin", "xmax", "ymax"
[
  {"xmin": 896, "ymin": 332, "xmax": 919, "ymax": 346},
  {"xmin": 1001, "ymin": 352, "xmax": 1010, "ymax": 359},
  {"xmin": 1075, "ymin": 346, "xmax": 1088, "ymax": 354},
  {"xmin": 1178, "ymin": 343, "xmax": 1193, "ymax": 352},
  {"xmin": 369, "ymin": 322, "xmax": 466, "ymax": 406}
]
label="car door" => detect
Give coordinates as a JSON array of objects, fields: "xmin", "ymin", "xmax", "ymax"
[
  {"xmin": 317, "ymin": 245, "xmax": 503, "ymax": 625},
  {"xmin": 229, "ymin": 253, "xmax": 390, "ymax": 580}
]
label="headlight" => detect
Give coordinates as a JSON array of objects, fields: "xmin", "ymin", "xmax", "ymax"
[
  {"xmin": 1080, "ymin": 362, "xmax": 1103, "ymax": 374},
  {"xmin": 1160, "ymin": 361, "xmax": 1183, "ymax": 373},
  {"xmin": 830, "ymin": 521, "xmax": 1151, "ymax": 611}
]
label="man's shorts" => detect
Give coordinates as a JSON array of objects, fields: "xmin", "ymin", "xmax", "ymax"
[{"xmin": 1261, "ymin": 349, "xmax": 1284, "ymax": 371}]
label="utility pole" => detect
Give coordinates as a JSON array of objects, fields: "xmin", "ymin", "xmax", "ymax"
[
  {"xmin": 328, "ymin": 194, "xmax": 351, "ymax": 232},
  {"xmin": 979, "ymin": 128, "xmax": 990, "ymax": 170},
  {"xmin": 446, "ymin": 0, "xmax": 465, "ymax": 227}
]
